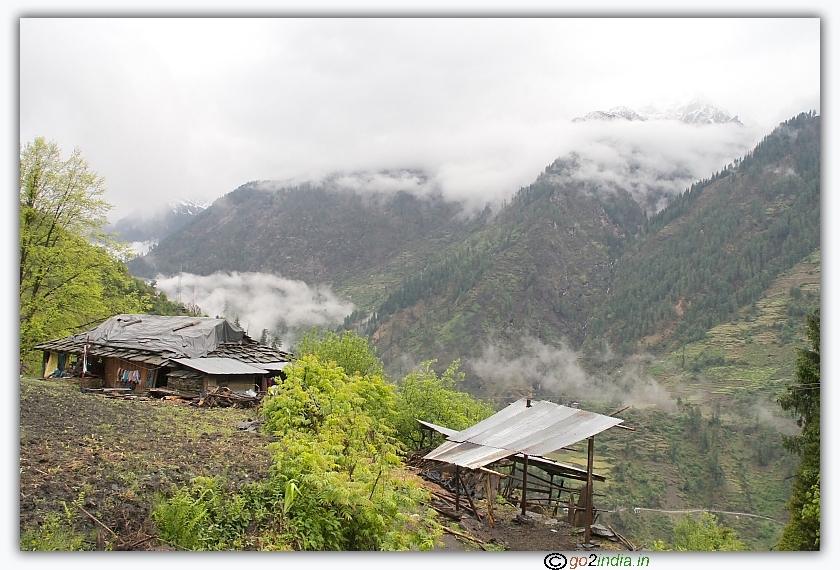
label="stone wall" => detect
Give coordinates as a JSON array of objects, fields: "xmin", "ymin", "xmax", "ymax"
[
  {"xmin": 208, "ymin": 374, "xmax": 261, "ymax": 393},
  {"xmin": 166, "ymin": 372, "xmax": 206, "ymax": 395}
]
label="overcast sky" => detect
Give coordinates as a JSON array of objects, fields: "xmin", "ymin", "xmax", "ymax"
[
  {"xmin": 3, "ymin": 5, "xmax": 836, "ymax": 567},
  {"xmin": 19, "ymin": 17, "xmax": 820, "ymax": 221}
]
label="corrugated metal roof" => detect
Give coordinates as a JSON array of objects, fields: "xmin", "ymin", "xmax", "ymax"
[
  {"xmin": 424, "ymin": 440, "xmax": 518, "ymax": 469},
  {"xmin": 258, "ymin": 361, "xmax": 289, "ymax": 371},
  {"xmin": 450, "ymin": 398, "xmax": 622, "ymax": 456},
  {"xmin": 172, "ymin": 357, "xmax": 268, "ymax": 375},
  {"xmin": 416, "ymin": 419, "xmax": 459, "ymax": 438},
  {"xmin": 423, "ymin": 398, "xmax": 622, "ymax": 469}
]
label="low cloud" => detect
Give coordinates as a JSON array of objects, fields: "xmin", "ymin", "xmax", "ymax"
[
  {"xmin": 246, "ymin": 117, "xmax": 760, "ymax": 218},
  {"xmin": 153, "ymin": 271, "xmax": 355, "ymax": 349},
  {"xmin": 330, "ymin": 170, "xmax": 436, "ymax": 197},
  {"xmin": 544, "ymin": 119, "xmax": 758, "ymax": 214},
  {"xmin": 751, "ymin": 401, "xmax": 800, "ymax": 436},
  {"xmin": 466, "ymin": 336, "xmax": 676, "ymax": 411}
]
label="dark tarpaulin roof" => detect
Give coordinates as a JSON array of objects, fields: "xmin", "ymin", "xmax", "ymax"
[
  {"xmin": 78, "ymin": 314, "xmax": 245, "ymax": 359},
  {"xmin": 34, "ymin": 314, "xmax": 249, "ymax": 360}
]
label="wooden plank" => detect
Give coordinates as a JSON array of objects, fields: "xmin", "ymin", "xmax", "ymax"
[
  {"xmin": 584, "ymin": 436, "xmax": 594, "ymax": 543},
  {"xmin": 441, "ymin": 526, "xmax": 488, "ymax": 551}
]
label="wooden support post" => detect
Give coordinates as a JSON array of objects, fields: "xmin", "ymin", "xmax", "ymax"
[
  {"xmin": 584, "ymin": 436, "xmax": 594, "ymax": 543},
  {"xmin": 520, "ymin": 454, "xmax": 529, "ymax": 516},
  {"xmin": 548, "ymin": 473, "xmax": 554, "ymax": 512},
  {"xmin": 553, "ymin": 478, "xmax": 565, "ymax": 517},
  {"xmin": 463, "ymin": 478, "xmax": 482, "ymax": 522},
  {"xmin": 485, "ymin": 473, "xmax": 496, "ymax": 527},
  {"xmin": 455, "ymin": 465, "xmax": 461, "ymax": 511}
]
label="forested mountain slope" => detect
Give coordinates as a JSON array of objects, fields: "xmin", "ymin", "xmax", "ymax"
[
  {"xmin": 587, "ymin": 112, "xmax": 819, "ymax": 354},
  {"xmin": 128, "ymin": 113, "xmax": 819, "ymax": 376},
  {"xmin": 358, "ymin": 112, "xmax": 818, "ymax": 369},
  {"xmin": 356, "ymin": 165, "xmax": 646, "ymax": 368},
  {"xmin": 130, "ymin": 178, "xmax": 489, "ymax": 293}
]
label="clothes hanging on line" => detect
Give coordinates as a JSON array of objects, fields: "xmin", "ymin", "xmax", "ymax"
[{"xmin": 116, "ymin": 367, "xmax": 141, "ymax": 386}]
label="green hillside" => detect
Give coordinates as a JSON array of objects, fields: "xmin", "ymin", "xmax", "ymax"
[
  {"xmin": 354, "ymin": 113, "xmax": 819, "ymax": 378},
  {"xmin": 589, "ymin": 112, "xmax": 820, "ymax": 354},
  {"xmin": 121, "ymin": 112, "xmax": 820, "ymax": 550}
]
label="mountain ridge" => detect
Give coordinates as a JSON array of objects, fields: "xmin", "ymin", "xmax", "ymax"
[{"xmin": 127, "ymin": 112, "xmax": 819, "ymax": 382}]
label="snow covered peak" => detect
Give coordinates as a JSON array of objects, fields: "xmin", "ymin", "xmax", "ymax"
[
  {"xmin": 640, "ymin": 100, "xmax": 742, "ymax": 125},
  {"xmin": 167, "ymin": 198, "xmax": 210, "ymax": 215},
  {"xmin": 574, "ymin": 101, "xmax": 742, "ymax": 126},
  {"xmin": 572, "ymin": 106, "xmax": 648, "ymax": 123}
]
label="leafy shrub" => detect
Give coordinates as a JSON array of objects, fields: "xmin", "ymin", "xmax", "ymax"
[
  {"xmin": 152, "ymin": 341, "xmax": 442, "ymax": 551},
  {"xmin": 294, "ymin": 328, "xmax": 385, "ymax": 378},
  {"xmin": 151, "ymin": 477, "xmax": 253, "ymax": 550},
  {"xmin": 261, "ymin": 355, "xmax": 439, "ymax": 550},
  {"xmin": 652, "ymin": 512, "xmax": 747, "ymax": 551},
  {"xmin": 393, "ymin": 360, "xmax": 495, "ymax": 451}
]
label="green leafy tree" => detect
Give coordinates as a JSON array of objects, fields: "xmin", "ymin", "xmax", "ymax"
[
  {"xmin": 652, "ymin": 512, "xmax": 747, "ymax": 551},
  {"xmin": 19, "ymin": 138, "xmax": 147, "ymax": 362},
  {"xmin": 126, "ymin": 278, "xmax": 187, "ymax": 316},
  {"xmin": 393, "ymin": 360, "xmax": 495, "ymax": 451},
  {"xmin": 295, "ymin": 328, "xmax": 385, "ymax": 377},
  {"xmin": 260, "ymin": 355, "xmax": 438, "ymax": 550},
  {"xmin": 776, "ymin": 309, "xmax": 820, "ymax": 550}
]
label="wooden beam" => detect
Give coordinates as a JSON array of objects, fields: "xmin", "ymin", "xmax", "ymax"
[
  {"xmin": 584, "ymin": 436, "xmax": 594, "ymax": 544},
  {"xmin": 520, "ymin": 454, "xmax": 529, "ymax": 516},
  {"xmin": 478, "ymin": 466, "xmax": 507, "ymax": 478},
  {"xmin": 455, "ymin": 465, "xmax": 460, "ymax": 511},
  {"xmin": 441, "ymin": 526, "xmax": 488, "ymax": 551},
  {"xmin": 608, "ymin": 405, "xmax": 631, "ymax": 417},
  {"xmin": 463, "ymin": 480, "xmax": 482, "ymax": 523}
]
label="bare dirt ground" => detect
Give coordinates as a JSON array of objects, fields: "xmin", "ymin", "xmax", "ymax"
[
  {"xmin": 19, "ymin": 377, "xmax": 273, "ymax": 549},
  {"xmin": 412, "ymin": 472, "xmax": 626, "ymax": 553},
  {"xmin": 19, "ymin": 376, "xmax": 628, "ymax": 552}
]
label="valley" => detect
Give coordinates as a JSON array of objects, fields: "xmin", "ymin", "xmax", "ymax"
[{"xmin": 117, "ymin": 111, "xmax": 820, "ymax": 550}]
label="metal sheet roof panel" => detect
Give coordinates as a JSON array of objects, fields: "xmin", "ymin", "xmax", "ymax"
[
  {"xmin": 423, "ymin": 441, "xmax": 514, "ymax": 469},
  {"xmin": 416, "ymin": 419, "xmax": 459, "ymax": 438},
  {"xmin": 449, "ymin": 398, "xmax": 621, "ymax": 456},
  {"xmin": 172, "ymin": 357, "xmax": 268, "ymax": 375}
]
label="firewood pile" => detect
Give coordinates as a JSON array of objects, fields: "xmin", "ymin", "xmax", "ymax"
[
  {"xmin": 83, "ymin": 386, "xmax": 263, "ymax": 408},
  {"xmin": 190, "ymin": 386, "xmax": 262, "ymax": 408}
]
